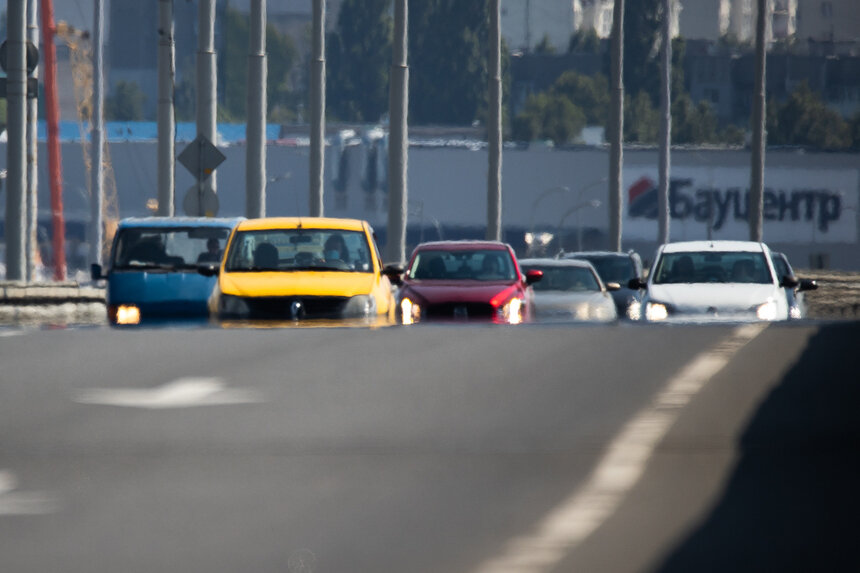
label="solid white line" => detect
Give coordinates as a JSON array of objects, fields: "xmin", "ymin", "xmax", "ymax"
[{"xmin": 472, "ymin": 323, "xmax": 767, "ymax": 573}]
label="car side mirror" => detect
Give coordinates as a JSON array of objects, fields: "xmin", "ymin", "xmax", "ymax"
[
  {"xmin": 628, "ymin": 277, "xmax": 646, "ymax": 290},
  {"xmin": 780, "ymin": 275, "xmax": 800, "ymax": 289},
  {"xmin": 798, "ymin": 278, "xmax": 818, "ymax": 292},
  {"xmin": 197, "ymin": 263, "xmax": 220, "ymax": 277},
  {"xmin": 382, "ymin": 264, "xmax": 404, "ymax": 286},
  {"xmin": 606, "ymin": 282, "xmax": 621, "ymax": 291},
  {"xmin": 525, "ymin": 269, "xmax": 543, "ymax": 285},
  {"xmin": 91, "ymin": 263, "xmax": 105, "ymax": 281}
]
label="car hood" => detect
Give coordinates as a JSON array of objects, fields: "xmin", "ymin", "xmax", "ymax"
[
  {"xmin": 402, "ymin": 280, "xmax": 520, "ymax": 304},
  {"xmin": 220, "ymin": 270, "xmax": 377, "ymax": 298},
  {"xmin": 648, "ymin": 283, "xmax": 779, "ymax": 311}
]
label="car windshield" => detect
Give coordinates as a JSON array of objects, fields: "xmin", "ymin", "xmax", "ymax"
[
  {"xmin": 112, "ymin": 226, "xmax": 231, "ymax": 270},
  {"xmin": 573, "ymin": 256, "xmax": 635, "ymax": 284},
  {"xmin": 772, "ymin": 254, "xmax": 792, "ymax": 279},
  {"xmin": 653, "ymin": 251, "xmax": 774, "ymax": 284},
  {"xmin": 224, "ymin": 229, "xmax": 373, "ymax": 272},
  {"xmin": 408, "ymin": 249, "xmax": 516, "ymax": 281},
  {"xmin": 524, "ymin": 265, "xmax": 601, "ymax": 292}
]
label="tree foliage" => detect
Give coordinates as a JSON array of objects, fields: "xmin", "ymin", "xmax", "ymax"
[
  {"xmin": 551, "ymin": 71, "xmax": 609, "ymax": 125},
  {"xmin": 512, "ymin": 92, "xmax": 585, "ymax": 145},
  {"xmin": 622, "ymin": 0, "xmax": 662, "ymax": 105},
  {"xmin": 105, "ymin": 80, "xmax": 146, "ymax": 121},
  {"xmin": 767, "ymin": 82, "xmax": 853, "ymax": 149},
  {"xmin": 327, "ymin": 0, "xmax": 393, "ymax": 122}
]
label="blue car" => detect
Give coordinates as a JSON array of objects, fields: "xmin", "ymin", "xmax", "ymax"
[{"xmin": 92, "ymin": 217, "xmax": 243, "ymax": 324}]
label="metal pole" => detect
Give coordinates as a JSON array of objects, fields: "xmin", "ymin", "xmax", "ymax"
[
  {"xmin": 749, "ymin": 0, "xmax": 767, "ymax": 242},
  {"xmin": 25, "ymin": 0, "xmax": 39, "ymax": 281},
  {"xmin": 608, "ymin": 0, "xmax": 624, "ymax": 252},
  {"xmin": 387, "ymin": 0, "xmax": 408, "ymax": 263},
  {"xmin": 657, "ymin": 0, "xmax": 671, "ymax": 245},
  {"xmin": 89, "ymin": 0, "xmax": 105, "ymax": 267},
  {"xmin": 40, "ymin": 0, "xmax": 66, "ymax": 280},
  {"xmin": 5, "ymin": 0, "xmax": 27, "ymax": 281},
  {"xmin": 309, "ymin": 0, "xmax": 325, "ymax": 217},
  {"xmin": 157, "ymin": 0, "xmax": 175, "ymax": 216},
  {"xmin": 197, "ymin": 0, "xmax": 217, "ymax": 215},
  {"xmin": 246, "ymin": 0, "xmax": 267, "ymax": 218},
  {"xmin": 486, "ymin": 0, "xmax": 502, "ymax": 242}
]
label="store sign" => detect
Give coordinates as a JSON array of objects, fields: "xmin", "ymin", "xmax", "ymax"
[{"xmin": 624, "ymin": 167, "xmax": 858, "ymax": 243}]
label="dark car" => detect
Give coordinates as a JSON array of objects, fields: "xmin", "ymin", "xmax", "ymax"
[
  {"xmin": 771, "ymin": 251, "xmax": 818, "ymax": 319},
  {"xmin": 394, "ymin": 241, "xmax": 542, "ymax": 324},
  {"xmin": 558, "ymin": 250, "xmax": 644, "ymax": 319}
]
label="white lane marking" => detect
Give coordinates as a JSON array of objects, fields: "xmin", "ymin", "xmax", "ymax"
[
  {"xmin": 473, "ymin": 323, "xmax": 767, "ymax": 573},
  {"xmin": 73, "ymin": 377, "xmax": 264, "ymax": 409},
  {"xmin": 0, "ymin": 330, "xmax": 25, "ymax": 338},
  {"xmin": 0, "ymin": 470, "xmax": 59, "ymax": 516}
]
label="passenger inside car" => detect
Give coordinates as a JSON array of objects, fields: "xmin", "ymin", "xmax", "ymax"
[
  {"xmin": 197, "ymin": 238, "xmax": 222, "ymax": 263},
  {"xmin": 253, "ymin": 243, "xmax": 279, "ymax": 269}
]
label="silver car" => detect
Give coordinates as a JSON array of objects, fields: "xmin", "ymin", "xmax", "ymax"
[{"xmin": 519, "ymin": 258, "xmax": 618, "ymax": 322}]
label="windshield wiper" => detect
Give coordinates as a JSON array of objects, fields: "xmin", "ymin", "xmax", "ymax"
[
  {"xmin": 118, "ymin": 262, "xmax": 178, "ymax": 271},
  {"xmin": 290, "ymin": 265, "xmax": 351, "ymax": 272}
]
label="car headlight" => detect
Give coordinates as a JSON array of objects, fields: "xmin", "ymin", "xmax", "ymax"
[
  {"xmin": 755, "ymin": 300, "xmax": 779, "ymax": 321},
  {"xmin": 498, "ymin": 297, "xmax": 524, "ymax": 324},
  {"xmin": 343, "ymin": 294, "xmax": 377, "ymax": 318},
  {"xmin": 645, "ymin": 302, "xmax": 669, "ymax": 321},
  {"xmin": 110, "ymin": 304, "xmax": 141, "ymax": 325},
  {"xmin": 219, "ymin": 293, "xmax": 250, "ymax": 317},
  {"xmin": 572, "ymin": 302, "xmax": 591, "ymax": 320},
  {"xmin": 627, "ymin": 299, "xmax": 642, "ymax": 321},
  {"xmin": 400, "ymin": 297, "xmax": 421, "ymax": 325}
]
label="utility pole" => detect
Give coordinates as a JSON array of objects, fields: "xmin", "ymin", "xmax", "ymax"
[
  {"xmin": 309, "ymin": 0, "xmax": 325, "ymax": 217},
  {"xmin": 157, "ymin": 0, "xmax": 175, "ymax": 216},
  {"xmin": 658, "ymin": 0, "xmax": 672, "ymax": 245},
  {"xmin": 196, "ymin": 0, "xmax": 217, "ymax": 215},
  {"xmin": 246, "ymin": 0, "xmax": 267, "ymax": 218},
  {"xmin": 40, "ymin": 0, "xmax": 66, "ymax": 280},
  {"xmin": 386, "ymin": 0, "xmax": 408, "ymax": 263},
  {"xmin": 608, "ymin": 0, "xmax": 624, "ymax": 252},
  {"xmin": 26, "ymin": 0, "xmax": 39, "ymax": 281},
  {"xmin": 749, "ymin": 0, "xmax": 767, "ymax": 242},
  {"xmin": 89, "ymin": 0, "xmax": 105, "ymax": 268},
  {"xmin": 5, "ymin": 0, "xmax": 27, "ymax": 280},
  {"xmin": 486, "ymin": 0, "xmax": 502, "ymax": 242}
]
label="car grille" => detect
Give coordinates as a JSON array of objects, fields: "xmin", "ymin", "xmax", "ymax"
[
  {"xmin": 424, "ymin": 302, "xmax": 495, "ymax": 319},
  {"xmin": 244, "ymin": 296, "xmax": 349, "ymax": 319}
]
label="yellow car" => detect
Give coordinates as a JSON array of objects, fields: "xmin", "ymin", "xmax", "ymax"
[{"xmin": 204, "ymin": 217, "xmax": 397, "ymax": 321}]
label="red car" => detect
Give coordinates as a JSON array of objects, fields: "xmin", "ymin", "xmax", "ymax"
[{"xmin": 394, "ymin": 241, "xmax": 542, "ymax": 324}]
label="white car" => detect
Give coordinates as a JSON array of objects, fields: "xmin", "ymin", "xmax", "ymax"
[
  {"xmin": 519, "ymin": 258, "xmax": 618, "ymax": 322},
  {"xmin": 634, "ymin": 240, "xmax": 794, "ymax": 323}
]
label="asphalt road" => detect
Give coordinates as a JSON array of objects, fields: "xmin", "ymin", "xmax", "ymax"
[{"xmin": 0, "ymin": 321, "xmax": 858, "ymax": 573}]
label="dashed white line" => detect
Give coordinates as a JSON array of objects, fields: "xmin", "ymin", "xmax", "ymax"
[
  {"xmin": 73, "ymin": 377, "xmax": 264, "ymax": 409},
  {"xmin": 472, "ymin": 323, "xmax": 767, "ymax": 573},
  {"xmin": 0, "ymin": 470, "xmax": 58, "ymax": 516}
]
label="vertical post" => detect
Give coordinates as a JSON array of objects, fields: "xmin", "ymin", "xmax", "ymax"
[
  {"xmin": 486, "ymin": 0, "xmax": 502, "ymax": 242},
  {"xmin": 657, "ymin": 0, "xmax": 672, "ymax": 245},
  {"xmin": 309, "ymin": 0, "xmax": 325, "ymax": 217},
  {"xmin": 25, "ymin": 0, "xmax": 39, "ymax": 280},
  {"xmin": 608, "ymin": 0, "xmax": 624, "ymax": 252},
  {"xmin": 749, "ymin": 0, "xmax": 767, "ymax": 242},
  {"xmin": 40, "ymin": 0, "xmax": 66, "ymax": 280},
  {"xmin": 5, "ymin": 0, "xmax": 27, "ymax": 281},
  {"xmin": 387, "ymin": 0, "xmax": 409, "ymax": 263},
  {"xmin": 157, "ymin": 0, "xmax": 175, "ymax": 216},
  {"xmin": 246, "ymin": 0, "xmax": 267, "ymax": 218},
  {"xmin": 89, "ymin": 0, "xmax": 105, "ymax": 267},
  {"xmin": 197, "ymin": 0, "xmax": 217, "ymax": 215}
]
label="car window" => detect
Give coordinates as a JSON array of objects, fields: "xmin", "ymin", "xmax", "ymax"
[
  {"xmin": 653, "ymin": 251, "xmax": 774, "ymax": 284},
  {"xmin": 224, "ymin": 229, "xmax": 372, "ymax": 272},
  {"xmin": 772, "ymin": 255, "xmax": 792, "ymax": 279},
  {"xmin": 524, "ymin": 266, "xmax": 601, "ymax": 292},
  {"xmin": 575, "ymin": 256, "xmax": 635, "ymax": 284},
  {"xmin": 408, "ymin": 249, "xmax": 516, "ymax": 281},
  {"xmin": 113, "ymin": 227, "xmax": 231, "ymax": 269}
]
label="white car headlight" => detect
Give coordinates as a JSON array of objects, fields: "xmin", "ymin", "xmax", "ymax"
[
  {"xmin": 755, "ymin": 300, "xmax": 779, "ymax": 321},
  {"xmin": 645, "ymin": 302, "xmax": 669, "ymax": 321},
  {"xmin": 626, "ymin": 300, "xmax": 642, "ymax": 321},
  {"xmin": 499, "ymin": 297, "xmax": 524, "ymax": 324},
  {"xmin": 344, "ymin": 294, "xmax": 377, "ymax": 317},
  {"xmin": 114, "ymin": 304, "xmax": 141, "ymax": 325},
  {"xmin": 400, "ymin": 297, "xmax": 422, "ymax": 325}
]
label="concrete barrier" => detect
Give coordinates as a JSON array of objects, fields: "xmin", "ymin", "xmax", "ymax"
[{"xmin": 0, "ymin": 282, "xmax": 106, "ymax": 326}]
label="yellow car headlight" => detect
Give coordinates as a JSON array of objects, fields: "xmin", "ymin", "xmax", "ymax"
[
  {"xmin": 645, "ymin": 302, "xmax": 669, "ymax": 321},
  {"xmin": 114, "ymin": 304, "xmax": 141, "ymax": 325},
  {"xmin": 400, "ymin": 297, "xmax": 421, "ymax": 325}
]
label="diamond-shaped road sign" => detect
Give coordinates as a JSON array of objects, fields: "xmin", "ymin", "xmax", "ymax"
[{"xmin": 178, "ymin": 134, "xmax": 225, "ymax": 180}]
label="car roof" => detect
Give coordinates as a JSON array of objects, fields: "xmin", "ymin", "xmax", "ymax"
[
  {"xmin": 118, "ymin": 216, "xmax": 244, "ymax": 229},
  {"xmin": 560, "ymin": 250, "xmax": 637, "ymax": 260},
  {"xmin": 236, "ymin": 217, "xmax": 368, "ymax": 232},
  {"xmin": 660, "ymin": 240, "xmax": 767, "ymax": 254},
  {"xmin": 519, "ymin": 258, "xmax": 596, "ymax": 269},
  {"xmin": 414, "ymin": 240, "xmax": 510, "ymax": 252}
]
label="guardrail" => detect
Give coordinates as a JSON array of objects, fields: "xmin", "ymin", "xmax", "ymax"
[{"xmin": 0, "ymin": 282, "xmax": 106, "ymax": 326}]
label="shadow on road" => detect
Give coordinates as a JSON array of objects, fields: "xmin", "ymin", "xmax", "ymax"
[{"xmin": 654, "ymin": 321, "xmax": 860, "ymax": 573}]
